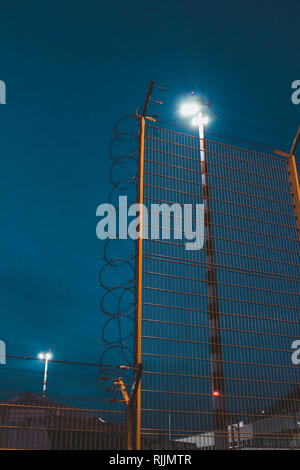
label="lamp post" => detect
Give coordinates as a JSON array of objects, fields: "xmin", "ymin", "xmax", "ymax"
[
  {"xmin": 38, "ymin": 350, "xmax": 52, "ymax": 399},
  {"xmin": 179, "ymin": 95, "xmax": 227, "ymax": 449},
  {"xmin": 179, "ymin": 98, "xmax": 209, "ymax": 184}
]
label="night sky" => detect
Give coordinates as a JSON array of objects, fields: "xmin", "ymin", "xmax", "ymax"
[{"xmin": 0, "ymin": 0, "xmax": 299, "ymax": 406}]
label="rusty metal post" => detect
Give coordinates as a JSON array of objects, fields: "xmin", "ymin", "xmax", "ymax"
[
  {"xmin": 133, "ymin": 81, "xmax": 154, "ymax": 450},
  {"xmin": 275, "ymin": 125, "xmax": 300, "ymax": 240},
  {"xmin": 199, "ymin": 113, "xmax": 228, "ymax": 449}
]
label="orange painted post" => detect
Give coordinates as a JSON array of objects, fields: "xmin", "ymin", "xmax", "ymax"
[
  {"xmin": 275, "ymin": 126, "xmax": 300, "ymax": 240},
  {"xmin": 135, "ymin": 115, "xmax": 145, "ymax": 450},
  {"xmin": 288, "ymin": 153, "xmax": 300, "ymax": 240}
]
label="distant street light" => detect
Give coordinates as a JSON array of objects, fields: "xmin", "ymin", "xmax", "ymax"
[{"xmin": 38, "ymin": 350, "xmax": 52, "ymax": 399}]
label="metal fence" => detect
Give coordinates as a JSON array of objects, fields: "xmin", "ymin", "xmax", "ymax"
[
  {"xmin": 0, "ymin": 398, "xmax": 196, "ymax": 450},
  {"xmin": 139, "ymin": 124, "xmax": 300, "ymax": 449},
  {"xmin": 0, "ymin": 401, "xmax": 125, "ymax": 450},
  {"xmin": 1, "ymin": 123, "xmax": 299, "ymax": 450},
  {"xmin": 0, "ymin": 356, "xmax": 128, "ymax": 450}
]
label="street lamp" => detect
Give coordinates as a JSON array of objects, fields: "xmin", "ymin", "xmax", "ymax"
[
  {"xmin": 179, "ymin": 96, "xmax": 210, "ymax": 184},
  {"xmin": 179, "ymin": 100, "xmax": 201, "ymax": 118},
  {"xmin": 38, "ymin": 350, "xmax": 52, "ymax": 399}
]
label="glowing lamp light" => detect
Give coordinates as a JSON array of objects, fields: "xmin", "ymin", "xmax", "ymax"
[
  {"xmin": 213, "ymin": 390, "xmax": 220, "ymax": 397},
  {"xmin": 38, "ymin": 351, "xmax": 52, "ymax": 360},
  {"xmin": 191, "ymin": 116, "xmax": 200, "ymax": 127},
  {"xmin": 191, "ymin": 115, "xmax": 210, "ymax": 127},
  {"xmin": 38, "ymin": 350, "xmax": 53, "ymax": 399},
  {"xmin": 179, "ymin": 101, "xmax": 200, "ymax": 117}
]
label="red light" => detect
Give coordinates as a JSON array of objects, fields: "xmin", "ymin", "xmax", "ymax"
[{"xmin": 213, "ymin": 390, "xmax": 220, "ymax": 397}]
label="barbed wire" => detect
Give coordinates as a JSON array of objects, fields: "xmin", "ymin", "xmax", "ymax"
[{"xmin": 98, "ymin": 115, "xmax": 138, "ymax": 394}]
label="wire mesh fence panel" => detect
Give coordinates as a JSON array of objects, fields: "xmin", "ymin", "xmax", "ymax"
[
  {"xmin": 0, "ymin": 402, "xmax": 126, "ymax": 450},
  {"xmin": 0, "ymin": 358, "xmax": 126, "ymax": 449},
  {"xmin": 140, "ymin": 124, "xmax": 300, "ymax": 450}
]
